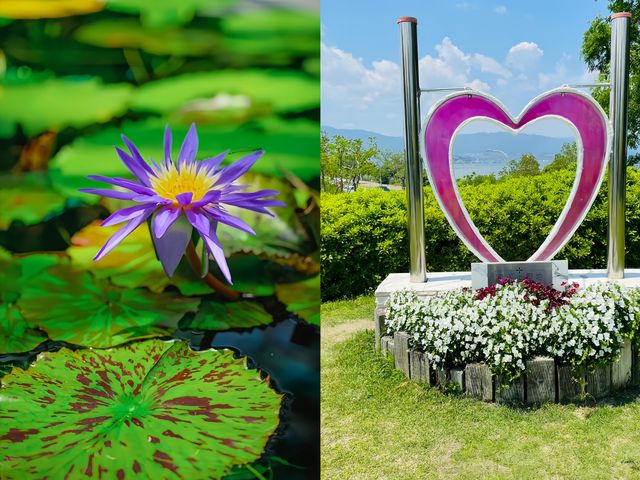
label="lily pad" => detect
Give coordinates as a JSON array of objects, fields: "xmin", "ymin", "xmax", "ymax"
[
  {"xmin": 183, "ymin": 299, "xmax": 273, "ymax": 331},
  {"xmin": 0, "ymin": 304, "xmax": 47, "ymax": 355},
  {"xmin": 17, "ymin": 263, "xmax": 200, "ymax": 347},
  {"xmin": 0, "ymin": 339, "xmax": 282, "ymax": 478},
  {"xmin": 50, "ymin": 118, "xmax": 320, "ymax": 200},
  {"xmin": 0, "ymin": 0, "xmax": 104, "ymax": 19},
  {"xmin": 0, "ymin": 76, "xmax": 132, "ymax": 138},
  {"xmin": 68, "ymin": 221, "xmax": 214, "ymax": 296},
  {"xmin": 0, "ymin": 252, "xmax": 60, "ymax": 304},
  {"xmin": 131, "ymin": 69, "xmax": 318, "ymax": 115},
  {"xmin": 275, "ymin": 275, "xmax": 320, "ymax": 326},
  {"xmin": 105, "ymin": 0, "xmax": 234, "ymax": 27},
  {"xmin": 0, "ymin": 173, "xmax": 66, "ymax": 228},
  {"xmin": 74, "ymin": 19, "xmax": 222, "ymax": 56},
  {"xmin": 221, "ymin": 10, "xmax": 319, "ymax": 60}
]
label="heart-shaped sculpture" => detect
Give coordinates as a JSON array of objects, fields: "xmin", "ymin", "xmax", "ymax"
[{"xmin": 420, "ymin": 87, "xmax": 611, "ymax": 262}]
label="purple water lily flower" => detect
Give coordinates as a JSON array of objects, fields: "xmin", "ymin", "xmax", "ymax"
[{"xmin": 79, "ymin": 124, "xmax": 285, "ymax": 284}]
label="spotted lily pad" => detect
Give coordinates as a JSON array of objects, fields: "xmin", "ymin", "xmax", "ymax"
[
  {"xmin": 0, "ymin": 173, "xmax": 66, "ymax": 228},
  {"xmin": 0, "ymin": 252, "xmax": 59, "ymax": 304},
  {"xmin": 0, "ymin": 339, "xmax": 282, "ymax": 478},
  {"xmin": 0, "ymin": 76, "xmax": 132, "ymax": 138},
  {"xmin": 182, "ymin": 299, "xmax": 273, "ymax": 331},
  {"xmin": 17, "ymin": 263, "xmax": 200, "ymax": 348},
  {"xmin": 0, "ymin": 304, "xmax": 47, "ymax": 354},
  {"xmin": 276, "ymin": 275, "xmax": 320, "ymax": 326}
]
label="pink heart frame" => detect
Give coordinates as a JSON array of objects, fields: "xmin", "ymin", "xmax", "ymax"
[{"xmin": 420, "ymin": 87, "xmax": 611, "ymax": 263}]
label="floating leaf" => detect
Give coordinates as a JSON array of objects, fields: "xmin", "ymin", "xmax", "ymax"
[
  {"xmin": 0, "ymin": 304, "xmax": 47, "ymax": 354},
  {"xmin": 68, "ymin": 221, "xmax": 212, "ymax": 295},
  {"xmin": 0, "ymin": 339, "xmax": 282, "ymax": 478},
  {"xmin": 50, "ymin": 118, "xmax": 319, "ymax": 200},
  {"xmin": 0, "ymin": 173, "xmax": 66, "ymax": 228},
  {"xmin": 17, "ymin": 263, "xmax": 200, "ymax": 347},
  {"xmin": 183, "ymin": 299, "xmax": 273, "ymax": 331},
  {"xmin": 0, "ymin": 0, "xmax": 104, "ymax": 19},
  {"xmin": 0, "ymin": 76, "xmax": 132, "ymax": 138},
  {"xmin": 0, "ymin": 252, "xmax": 59, "ymax": 304},
  {"xmin": 276, "ymin": 275, "xmax": 320, "ymax": 326},
  {"xmin": 105, "ymin": 0, "xmax": 234, "ymax": 27},
  {"xmin": 74, "ymin": 19, "xmax": 222, "ymax": 56},
  {"xmin": 131, "ymin": 70, "xmax": 318, "ymax": 115},
  {"xmin": 221, "ymin": 10, "xmax": 319, "ymax": 60}
]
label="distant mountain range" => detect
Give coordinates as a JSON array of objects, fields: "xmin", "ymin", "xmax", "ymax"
[
  {"xmin": 321, "ymin": 125, "xmax": 575, "ymax": 164},
  {"xmin": 322, "ymin": 125, "xmax": 577, "ymax": 178}
]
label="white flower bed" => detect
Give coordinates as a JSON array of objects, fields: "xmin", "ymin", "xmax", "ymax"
[{"xmin": 385, "ymin": 281, "xmax": 640, "ymax": 381}]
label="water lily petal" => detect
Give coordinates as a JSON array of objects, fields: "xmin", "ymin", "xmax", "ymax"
[
  {"xmin": 115, "ymin": 147, "xmax": 152, "ymax": 186},
  {"xmin": 101, "ymin": 204, "xmax": 156, "ymax": 227},
  {"xmin": 94, "ymin": 207, "xmax": 154, "ymax": 261},
  {"xmin": 176, "ymin": 192, "xmax": 193, "ymax": 206},
  {"xmin": 152, "ymin": 213, "xmax": 192, "ymax": 277},
  {"xmin": 132, "ymin": 194, "xmax": 172, "ymax": 204},
  {"xmin": 164, "ymin": 124, "xmax": 172, "ymax": 167},
  {"xmin": 153, "ymin": 206, "xmax": 181, "ymax": 239},
  {"xmin": 198, "ymin": 150, "xmax": 228, "ymax": 173},
  {"xmin": 203, "ymin": 207, "xmax": 256, "ymax": 235},
  {"xmin": 178, "ymin": 123, "xmax": 198, "ymax": 167},
  {"xmin": 191, "ymin": 190, "xmax": 222, "ymax": 208},
  {"xmin": 215, "ymin": 150, "xmax": 264, "ymax": 186},
  {"xmin": 87, "ymin": 175, "xmax": 154, "ymax": 195},
  {"xmin": 78, "ymin": 188, "xmax": 139, "ymax": 200},
  {"xmin": 185, "ymin": 210, "xmax": 231, "ymax": 284}
]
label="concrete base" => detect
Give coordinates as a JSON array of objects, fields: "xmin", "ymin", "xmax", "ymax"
[{"xmin": 375, "ymin": 269, "xmax": 640, "ymax": 306}]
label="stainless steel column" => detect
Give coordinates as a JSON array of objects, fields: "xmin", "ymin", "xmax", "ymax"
[
  {"xmin": 398, "ymin": 17, "xmax": 426, "ymax": 282},
  {"xmin": 608, "ymin": 12, "xmax": 631, "ymax": 279}
]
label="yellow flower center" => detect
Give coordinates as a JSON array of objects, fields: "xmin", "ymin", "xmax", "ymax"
[{"xmin": 150, "ymin": 163, "xmax": 216, "ymax": 204}]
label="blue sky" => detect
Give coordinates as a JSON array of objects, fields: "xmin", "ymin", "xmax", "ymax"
[{"xmin": 321, "ymin": 1, "xmax": 613, "ymax": 137}]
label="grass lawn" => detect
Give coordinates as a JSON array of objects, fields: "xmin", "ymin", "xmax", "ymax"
[{"xmin": 321, "ymin": 296, "xmax": 640, "ymax": 479}]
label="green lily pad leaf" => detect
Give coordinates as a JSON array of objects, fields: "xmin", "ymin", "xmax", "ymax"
[
  {"xmin": 275, "ymin": 275, "xmax": 320, "ymax": 326},
  {"xmin": 50, "ymin": 118, "xmax": 320, "ymax": 200},
  {"xmin": 221, "ymin": 10, "xmax": 319, "ymax": 60},
  {"xmin": 0, "ymin": 339, "xmax": 282, "ymax": 478},
  {"xmin": 0, "ymin": 173, "xmax": 66, "ymax": 228},
  {"xmin": 68, "ymin": 221, "xmax": 212, "ymax": 296},
  {"xmin": 17, "ymin": 263, "xmax": 200, "ymax": 347},
  {"xmin": 0, "ymin": 76, "xmax": 132, "ymax": 138},
  {"xmin": 131, "ymin": 69, "xmax": 318, "ymax": 115},
  {"xmin": 105, "ymin": 0, "xmax": 234, "ymax": 27},
  {"xmin": 74, "ymin": 19, "xmax": 222, "ymax": 56},
  {"xmin": 183, "ymin": 299, "xmax": 273, "ymax": 331},
  {"xmin": 0, "ymin": 252, "xmax": 60, "ymax": 304},
  {"xmin": 0, "ymin": 304, "xmax": 47, "ymax": 355}
]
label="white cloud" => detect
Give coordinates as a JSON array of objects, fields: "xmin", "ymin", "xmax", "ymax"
[
  {"xmin": 473, "ymin": 53, "xmax": 512, "ymax": 78},
  {"xmin": 506, "ymin": 42, "xmax": 543, "ymax": 71},
  {"xmin": 494, "ymin": 5, "xmax": 507, "ymax": 14},
  {"xmin": 455, "ymin": 2, "xmax": 477, "ymax": 11}
]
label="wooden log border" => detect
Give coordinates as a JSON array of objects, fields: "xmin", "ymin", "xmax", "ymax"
[{"xmin": 378, "ymin": 331, "xmax": 637, "ymax": 404}]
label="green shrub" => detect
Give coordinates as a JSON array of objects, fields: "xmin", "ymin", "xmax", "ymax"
[{"xmin": 321, "ymin": 167, "xmax": 640, "ymax": 300}]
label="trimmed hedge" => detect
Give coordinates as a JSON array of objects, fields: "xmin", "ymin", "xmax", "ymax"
[{"xmin": 321, "ymin": 167, "xmax": 640, "ymax": 300}]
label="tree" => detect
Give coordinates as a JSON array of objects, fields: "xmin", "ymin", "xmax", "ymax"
[
  {"xmin": 377, "ymin": 150, "xmax": 406, "ymax": 187},
  {"xmin": 499, "ymin": 153, "xmax": 540, "ymax": 178},
  {"xmin": 320, "ymin": 133, "xmax": 379, "ymax": 192},
  {"xmin": 583, "ymin": 0, "xmax": 640, "ymax": 164},
  {"xmin": 543, "ymin": 142, "xmax": 577, "ymax": 173}
]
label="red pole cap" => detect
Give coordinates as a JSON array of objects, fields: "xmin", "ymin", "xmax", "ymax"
[
  {"xmin": 397, "ymin": 16, "xmax": 417, "ymax": 24},
  {"xmin": 611, "ymin": 12, "xmax": 632, "ymax": 19}
]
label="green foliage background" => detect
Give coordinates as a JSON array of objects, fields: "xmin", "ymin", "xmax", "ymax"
[{"xmin": 321, "ymin": 167, "xmax": 640, "ymax": 300}]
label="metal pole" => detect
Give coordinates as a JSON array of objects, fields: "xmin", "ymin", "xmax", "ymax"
[
  {"xmin": 608, "ymin": 12, "xmax": 631, "ymax": 279},
  {"xmin": 398, "ymin": 16, "xmax": 427, "ymax": 282}
]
